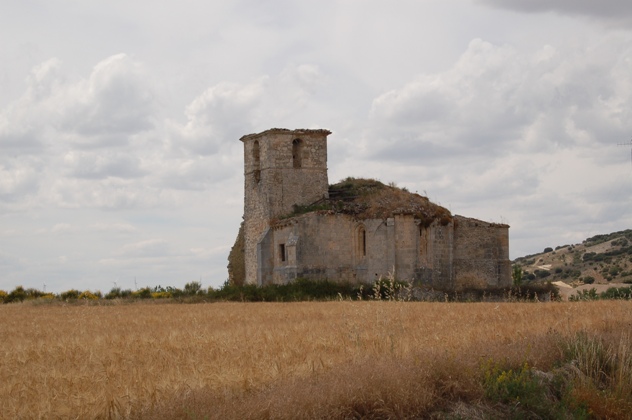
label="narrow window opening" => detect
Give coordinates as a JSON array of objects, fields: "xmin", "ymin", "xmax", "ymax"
[
  {"xmin": 292, "ymin": 139, "xmax": 302, "ymax": 168},
  {"xmin": 253, "ymin": 140, "xmax": 261, "ymax": 183},
  {"xmin": 357, "ymin": 226, "xmax": 366, "ymax": 258},
  {"xmin": 362, "ymin": 229, "xmax": 366, "ymax": 256},
  {"xmin": 253, "ymin": 140, "xmax": 260, "ymax": 163},
  {"xmin": 279, "ymin": 244, "xmax": 286, "ymax": 262}
]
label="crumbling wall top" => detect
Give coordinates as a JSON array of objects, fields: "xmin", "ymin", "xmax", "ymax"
[
  {"xmin": 240, "ymin": 128, "xmax": 332, "ymax": 142},
  {"xmin": 454, "ymin": 214, "xmax": 509, "ymax": 228}
]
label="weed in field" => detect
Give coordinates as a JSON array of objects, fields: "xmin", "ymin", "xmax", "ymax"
[
  {"xmin": 481, "ymin": 359, "xmax": 591, "ymax": 418},
  {"xmin": 560, "ymin": 331, "xmax": 632, "ymax": 417}
]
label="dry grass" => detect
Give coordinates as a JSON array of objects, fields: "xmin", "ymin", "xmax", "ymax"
[{"xmin": 1, "ymin": 300, "xmax": 631, "ymax": 418}]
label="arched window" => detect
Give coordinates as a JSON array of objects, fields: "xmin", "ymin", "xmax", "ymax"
[
  {"xmin": 253, "ymin": 140, "xmax": 261, "ymax": 183},
  {"xmin": 292, "ymin": 139, "xmax": 302, "ymax": 168},
  {"xmin": 357, "ymin": 225, "xmax": 366, "ymax": 257}
]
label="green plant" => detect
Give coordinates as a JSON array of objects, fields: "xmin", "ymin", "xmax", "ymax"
[
  {"xmin": 6, "ymin": 286, "xmax": 27, "ymax": 303},
  {"xmin": 569, "ymin": 288, "xmax": 599, "ymax": 301},
  {"xmin": 105, "ymin": 287, "xmax": 122, "ymax": 299},
  {"xmin": 582, "ymin": 276, "xmax": 595, "ymax": 284},
  {"xmin": 482, "ymin": 360, "xmax": 560, "ymax": 417},
  {"xmin": 600, "ymin": 287, "xmax": 632, "ymax": 300},
  {"xmin": 512, "ymin": 264, "xmax": 523, "ymax": 286},
  {"xmin": 183, "ymin": 281, "xmax": 202, "ymax": 295},
  {"xmin": 133, "ymin": 288, "xmax": 152, "ymax": 299},
  {"xmin": 60, "ymin": 289, "xmax": 80, "ymax": 300}
]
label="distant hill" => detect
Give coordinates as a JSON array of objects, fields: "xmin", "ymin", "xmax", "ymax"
[{"xmin": 514, "ymin": 229, "xmax": 632, "ymax": 286}]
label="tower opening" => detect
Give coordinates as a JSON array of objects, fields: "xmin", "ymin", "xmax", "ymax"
[
  {"xmin": 292, "ymin": 139, "xmax": 302, "ymax": 168},
  {"xmin": 253, "ymin": 140, "xmax": 261, "ymax": 183}
]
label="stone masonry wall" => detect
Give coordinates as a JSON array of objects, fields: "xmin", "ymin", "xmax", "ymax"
[
  {"xmin": 264, "ymin": 213, "xmax": 468, "ymax": 288},
  {"xmin": 412, "ymin": 222, "xmax": 455, "ymax": 289},
  {"xmin": 246, "ymin": 211, "xmax": 511, "ymax": 290},
  {"xmin": 241, "ymin": 129, "xmax": 330, "ymax": 285},
  {"xmin": 453, "ymin": 215, "xmax": 511, "ymax": 288}
]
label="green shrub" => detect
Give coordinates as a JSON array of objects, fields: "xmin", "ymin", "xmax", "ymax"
[
  {"xmin": 483, "ymin": 361, "xmax": 539, "ymax": 401},
  {"xmin": 582, "ymin": 276, "xmax": 595, "ymax": 284},
  {"xmin": 512, "ymin": 264, "xmax": 523, "ymax": 286},
  {"xmin": 0, "ymin": 290, "xmax": 7, "ymax": 303},
  {"xmin": 184, "ymin": 281, "xmax": 202, "ymax": 295},
  {"xmin": 210, "ymin": 278, "xmax": 364, "ymax": 302},
  {"xmin": 482, "ymin": 361, "xmax": 562, "ymax": 417},
  {"xmin": 600, "ymin": 287, "xmax": 632, "ymax": 300},
  {"xmin": 133, "ymin": 288, "xmax": 152, "ymax": 299},
  {"xmin": 5, "ymin": 286, "xmax": 27, "ymax": 303},
  {"xmin": 569, "ymin": 288, "xmax": 599, "ymax": 301},
  {"xmin": 60, "ymin": 289, "xmax": 80, "ymax": 300}
]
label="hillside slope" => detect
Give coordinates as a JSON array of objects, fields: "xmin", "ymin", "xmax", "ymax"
[{"xmin": 514, "ymin": 229, "xmax": 632, "ymax": 287}]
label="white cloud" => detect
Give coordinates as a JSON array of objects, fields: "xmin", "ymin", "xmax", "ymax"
[
  {"xmin": 58, "ymin": 54, "xmax": 156, "ymax": 148},
  {"xmin": 0, "ymin": 54, "xmax": 156, "ymax": 154},
  {"xmin": 50, "ymin": 223, "xmax": 74, "ymax": 235},
  {"xmin": 114, "ymin": 239, "xmax": 171, "ymax": 258},
  {"xmin": 477, "ymin": 0, "xmax": 632, "ymax": 27},
  {"xmin": 167, "ymin": 78, "xmax": 267, "ymax": 155},
  {"xmin": 90, "ymin": 223, "xmax": 139, "ymax": 234},
  {"xmin": 367, "ymin": 36, "xmax": 632, "ymax": 163},
  {"xmin": 0, "ymin": 159, "xmax": 41, "ymax": 202},
  {"xmin": 63, "ymin": 150, "xmax": 145, "ymax": 180}
]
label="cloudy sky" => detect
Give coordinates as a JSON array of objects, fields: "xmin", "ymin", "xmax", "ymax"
[{"xmin": 1, "ymin": 0, "xmax": 631, "ymax": 293}]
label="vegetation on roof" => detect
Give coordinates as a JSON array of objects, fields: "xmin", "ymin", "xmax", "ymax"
[{"xmin": 279, "ymin": 177, "xmax": 452, "ymax": 226}]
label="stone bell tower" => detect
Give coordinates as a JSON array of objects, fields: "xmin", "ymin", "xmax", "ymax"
[{"xmin": 240, "ymin": 128, "xmax": 331, "ymax": 285}]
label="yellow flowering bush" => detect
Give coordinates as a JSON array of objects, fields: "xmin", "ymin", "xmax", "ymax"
[
  {"xmin": 78, "ymin": 291, "xmax": 99, "ymax": 300},
  {"xmin": 483, "ymin": 360, "xmax": 543, "ymax": 405}
]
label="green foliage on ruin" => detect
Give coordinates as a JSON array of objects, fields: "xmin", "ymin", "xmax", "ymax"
[{"xmin": 274, "ymin": 177, "xmax": 453, "ymax": 226}]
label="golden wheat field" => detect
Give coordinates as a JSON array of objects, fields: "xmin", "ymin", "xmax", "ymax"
[{"xmin": 1, "ymin": 300, "xmax": 631, "ymax": 419}]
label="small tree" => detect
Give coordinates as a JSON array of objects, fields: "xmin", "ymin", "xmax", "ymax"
[
  {"xmin": 60, "ymin": 289, "xmax": 80, "ymax": 300},
  {"xmin": 184, "ymin": 281, "xmax": 202, "ymax": 295},
  {"xmin": 7, "ymin": 286, "xmax": 27, "ymax": 303},
  {"xmin": 512, "ymin": 265, "xmax": 523, "ymax": 286}
]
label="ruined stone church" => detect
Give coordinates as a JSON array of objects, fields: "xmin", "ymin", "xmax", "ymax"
[{"xmin": 228, "ymin": 128, "xmax": 511, "ymax": 290}]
